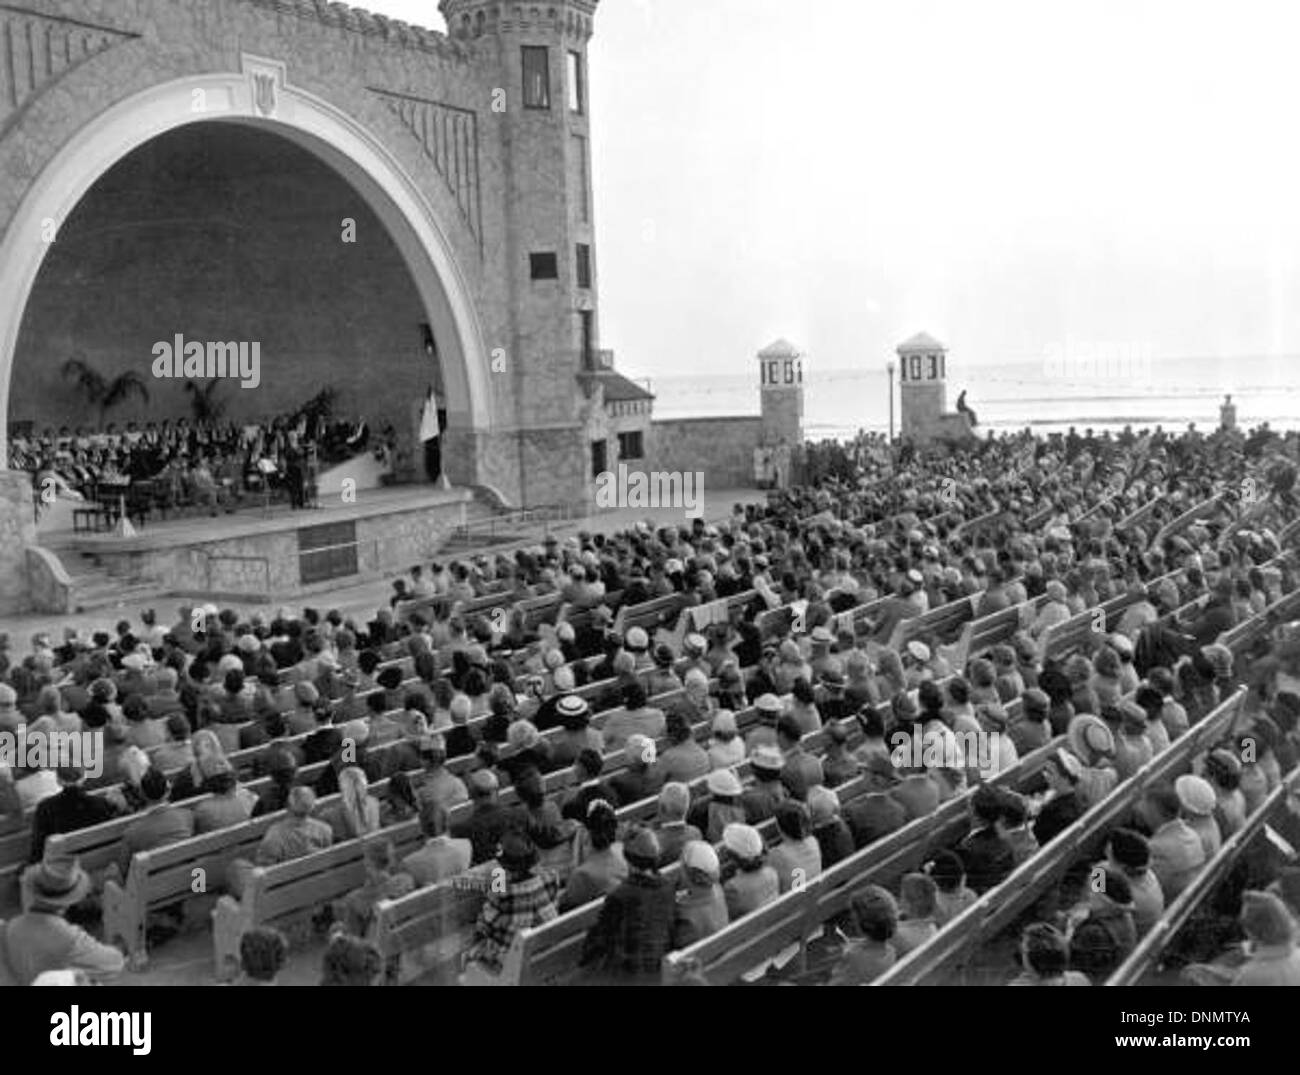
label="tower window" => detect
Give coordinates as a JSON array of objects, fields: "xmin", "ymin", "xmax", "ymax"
[
  {"xmin": 568, "ymin": 51, "xmax": 585, "ymax": 113},
  {"xmin": 522, "ymin": 46, "xmax": 551, "ymax": 109},
  {"xmin": 576, "ymin": 243, "xmax": 592, "ymax": 289},
  {"xmin": 530, "ymin": 252, "xmax": 558, "ymax": 280},
  {"xmin": 618, "ymin": 431, "xmax": 644, "ymax": 461},
  {"xmin": 580, "ymin": 310, "xmax": 595, "ymax": 368},
  {"xmin": 572, "ymin": 133, "xmax": 590, "ymax": 222}
]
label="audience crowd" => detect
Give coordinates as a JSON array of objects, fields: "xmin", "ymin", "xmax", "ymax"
[{"xmin": 2, "ymin": 419, "xmax": 1299, "ymax": 987}]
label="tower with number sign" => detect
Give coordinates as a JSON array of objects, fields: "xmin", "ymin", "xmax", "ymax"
[
  {"xmin": 896, "ymin": 331, "xmax": 976, "ymax": 444},
  {"xmin": 758, "ymin": 338, "xmax": 805, "ymax": 448}
]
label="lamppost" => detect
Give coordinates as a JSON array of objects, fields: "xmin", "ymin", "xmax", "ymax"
[{"xmin": 887, "ymin": 361, "xmax": 895, "ymax": 442}]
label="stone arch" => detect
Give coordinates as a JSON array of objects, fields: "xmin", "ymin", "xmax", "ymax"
[{"xmin": 0, "ymin": 68, "xmax": 492, "ymax": 469}]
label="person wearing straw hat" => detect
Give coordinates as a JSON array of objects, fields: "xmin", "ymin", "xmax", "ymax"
[
  {"xmin": 3, "ymin": 850, "xmax": 126, "ymax": 985},
  {"xmin": 1066, "ymin": 714, "xmax": 1119, "ymax": 808}
]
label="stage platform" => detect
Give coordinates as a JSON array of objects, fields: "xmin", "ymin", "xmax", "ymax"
[{"xmin": 50, "ymin": 485, "xmax": 474, "ymax": 603}]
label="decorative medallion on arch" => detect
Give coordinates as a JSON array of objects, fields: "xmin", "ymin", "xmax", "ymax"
[
  {"xmin": 0, "ymin": 4, "xmax": 138, "ymax": 131},
  {"xmin": 241, "ymin": 53, "xmax": 287, "ymax": 120},
  {"xmin": 371, "ymin": 87, "xmax": 482, "ymax": 243}
]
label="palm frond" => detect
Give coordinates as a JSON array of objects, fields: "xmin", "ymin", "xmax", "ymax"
[
  {"xmin": 60, "ymin": 357, "xmax": 106, "ymax": 402},
  {"xmin": 102, "ymin": 371, "xmax": 150, "ymax": 409}
]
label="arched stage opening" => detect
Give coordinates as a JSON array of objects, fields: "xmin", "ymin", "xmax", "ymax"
[{"xmin": 0, "ymin": 70, "xmax": 492, "ymax": 472}]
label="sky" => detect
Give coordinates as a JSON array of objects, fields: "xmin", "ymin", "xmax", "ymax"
[{"xmin": 363, "ymin": 0, "xmax": 1300, "ymax": 378}]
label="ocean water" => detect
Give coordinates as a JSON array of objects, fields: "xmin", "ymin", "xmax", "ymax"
[{"xmin": 647, "ymin": 355, "xmax": 1300, "ymax": 442}]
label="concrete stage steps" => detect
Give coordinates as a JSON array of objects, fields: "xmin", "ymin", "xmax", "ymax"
[{"xmin": 41, "ymin": 536, "xmax": 167, "ymax": 615}]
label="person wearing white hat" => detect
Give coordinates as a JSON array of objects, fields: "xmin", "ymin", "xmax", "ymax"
[
  {"xmin": 624, "ymin": 626, "xmax": 653, "ymax": 670},
  {"xmin": 677, "ymin": 840, "xmax": 729, "ymax": 942},
  {"xmin": 1175, "ymin": 774, "xmax": 1222, "ymax": 860},
  {"xmin": 690, "ymin": 767, "xmax": 747, "ymax": 842},
  {"xmin": 1141, "ymin": 783, "xmax": 1206, "ymax": 900},
  {"xmin": 707, "ymin": 709, "xmax": 745, "ymax": 770},
  {"xmin": 721, "ymin": 823, "xmax": 779, "ymax": 919},
  {"xmin": 903, "ymin": 569, "xmax": 929, "ymax": 615},
  {"xmin": 1030, "ymin": 580, "xmax": 1072, "ymax": 639},
  {"xmin": 740, "ymin": 744, "xmax": 788, "ymax": 825}
]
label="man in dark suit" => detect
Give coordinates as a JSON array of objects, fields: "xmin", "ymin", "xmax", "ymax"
[
  {"xmin": 301, "ymin": 703, "xmax": 342, "ymax": 765},
  {"xmin": 30, "ymin": 767, "xmax": 120, "ymax": 864},
  {"xmin": 579, "ymin": 828, "xmax": 690, "ymax": 984},
  {"xmin": 450, "ymin": 770, "xmax": 519, "ymax": 866},
  {"xmin": 1032, "ymin": 750, "xmax": 1085, "ymax": 846}
]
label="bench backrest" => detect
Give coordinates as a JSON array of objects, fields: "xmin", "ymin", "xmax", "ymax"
[
  {"xmin": 874, "ymin": 687, "xmax": 1246, "ymax": 986},
  {"xmin": 659, "ymin": 734, "xmax": 1066, "ymax": 985},
  {"xmin": 887, "ymin": 594, "xmax": 977, "ymax": 653},
  {"xmin": 1105, "ymin": 765, "xmax": 1300, "ymax": 986},
  {"xmin": 247, "ymin": 817, "xmax": 425, "ymax": 925}
]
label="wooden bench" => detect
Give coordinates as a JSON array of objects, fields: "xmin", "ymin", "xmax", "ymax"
[
  {"xmin": 370, "ymin": 872, "xmax": 501, "ymax": 984},
  {"xmin": 887, "ymin": 594, "xmax": 978, "ymax": 654},
  {"xmin": 211, "ymin": 816, "xmax": 428, "ymax": 979},
  {"xmin": 369, "ymin": 706, "xmax": 868, "ymax": 985},
  {"xmin": 873, "ymin": 687, "xmax": 1247, "ymax": 986},
  {"xmin": 947, "ymin": 594, "xmax": 1047, "ymax": 670},
  {"xmin": 1152, "ymin": 493, "xmax": 1226, "ymax": 548},
  {"xmin": 657, "ymin": 735, "xmax": 1067, "ymax": 985},
  {"xmin": 614, "ymin": 593, "xmax": 690, "ymax": 639},
  {"xmin": 517, "ymin": 592, "xmax": 565, "ymax": 630},
  {"xmin": 1116, "ymin": 503, "xmax": 1160, "ymax": 535},
  {"xmin": 1104, "ymin": 765, "xmax": 1300, "ymax": 986}
]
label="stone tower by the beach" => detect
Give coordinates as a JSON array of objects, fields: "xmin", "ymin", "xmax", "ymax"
[
  {"xmin": 440, "ymin": 0, "xmax": 603, "ymax": 499},
  {"xmin": 898, "ymin": 332, "xmax": 950, "ymax": 441},
  {"xmin": 758, "ymin": 338, "xmax": 805, "ymax": 447}
]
